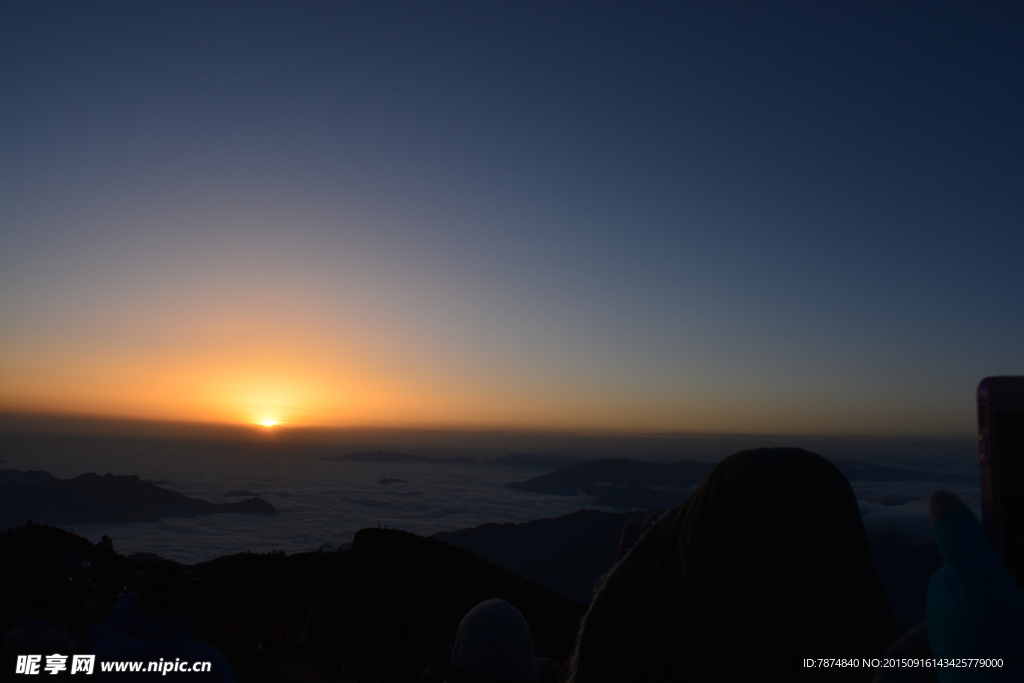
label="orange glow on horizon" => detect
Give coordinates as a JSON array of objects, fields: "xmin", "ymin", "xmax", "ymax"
[{"xmin": 0, "ymin": 330, "xmax": 973, "ymax": 437}]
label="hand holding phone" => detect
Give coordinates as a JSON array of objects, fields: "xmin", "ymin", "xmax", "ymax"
[{"xmin": 977, "ymin": 376, "xmax": 1024, "ymax": 586}]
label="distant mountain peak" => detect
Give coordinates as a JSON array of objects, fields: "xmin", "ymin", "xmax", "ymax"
[
  {"xmin": 0, "ymin": 468, "xmax": 277, "ymax": 527},
  {"xmin": 507, "ymin": 458, "xmax": 712, "ymax": 510}
]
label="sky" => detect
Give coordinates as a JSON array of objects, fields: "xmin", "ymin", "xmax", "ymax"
[{"xmin": 1, "ymin": 1, "xmax": 1021, "ymax": 437}]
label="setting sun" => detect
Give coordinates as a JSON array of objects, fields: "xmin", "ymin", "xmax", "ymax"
[{"xmin": 257, "ymin": 419, "xmax": 282, "ymax": 428}]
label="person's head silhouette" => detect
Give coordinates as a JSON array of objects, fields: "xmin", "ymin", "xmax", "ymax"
[{"xmin": 137, "ymin": 560, "xmax": 191, "ymax": 621}]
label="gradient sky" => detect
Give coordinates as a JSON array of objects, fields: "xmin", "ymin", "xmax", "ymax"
[{"xmin": 1, "ymin": 2, "xmax": 1021, "ymax": 436}]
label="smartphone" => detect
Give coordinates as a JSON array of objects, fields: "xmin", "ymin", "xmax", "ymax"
[{"xmin": 977, "ymin": 376, "xmax": 1024, "ymax": 587}]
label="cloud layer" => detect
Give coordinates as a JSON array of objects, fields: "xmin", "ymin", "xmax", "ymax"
[{"xmin": 3, "ymin": 440, "xmax": 979, "ymax": 564}]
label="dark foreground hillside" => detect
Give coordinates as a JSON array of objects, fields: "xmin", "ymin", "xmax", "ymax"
[
  {"xmin": 438, "ymin": 508, "xmax": 943, "ymax": 634},
  {"xmin": 0, "ymin": 506, "xmax": 944, "ymax": 681},
  {"xmin": 0, "ymin": 523, "xmax": 584, "ymax": 683},
  {"xmin": 434, "ymin": 508, "xmax": 660, "ymax": 604}
]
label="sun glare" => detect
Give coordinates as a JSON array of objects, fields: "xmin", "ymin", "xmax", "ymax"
[{"xmin": 257, "ymin": 419, "xmax": 282, "ymax": 428}]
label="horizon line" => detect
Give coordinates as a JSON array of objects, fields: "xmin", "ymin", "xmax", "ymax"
[{"xmin": 0, "ymin": 408, "xmax": 974, "ymax": 443}]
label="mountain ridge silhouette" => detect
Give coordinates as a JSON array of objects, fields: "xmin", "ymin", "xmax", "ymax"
[{"xmin": 0, "ymin": 469, "xmax": 277, "ymax": 527}]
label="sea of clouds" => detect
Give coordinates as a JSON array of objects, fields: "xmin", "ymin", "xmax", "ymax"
[
  {"xmin": 2, "ymin": 444, "xmax": 596, "ymax": 564},
  {"xmin": 1, "ymin": 437, "xmax": 980, "ymax": 565}
]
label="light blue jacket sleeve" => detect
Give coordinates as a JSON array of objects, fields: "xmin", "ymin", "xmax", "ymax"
[{"xmin": 926, "ymin": 508, "xmax": 1024, "ymax": 682}]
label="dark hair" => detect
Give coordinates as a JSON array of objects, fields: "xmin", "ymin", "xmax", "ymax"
[
  {"xmin": 138, "ymin": 560, "xmax": 191, "ymax": 619},
  {"xmin": 448, "ymin": 669, "xmax": 521, "ymax": 683},
  {"xmin": 28, "ymin": 590, "xmax": 57, "ymax": 620},
  {"xmin": 564, "ymin": 448, "xmax": 896, "ymax": 682}
]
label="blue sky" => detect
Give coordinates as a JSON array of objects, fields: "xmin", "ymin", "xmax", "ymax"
[{"xmin": 1, "ymin": 2, "xmax": 1021, "ymax": 435}]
